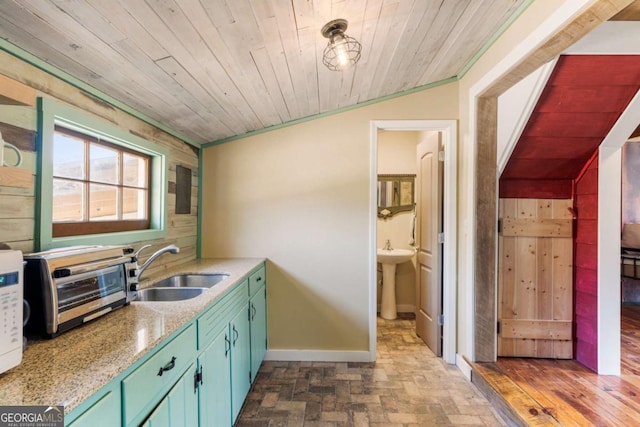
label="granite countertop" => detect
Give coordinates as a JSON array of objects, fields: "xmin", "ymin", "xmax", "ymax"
[{"xmin": 0, "ymin": 257, "xmax": 265, "ymax": 414}]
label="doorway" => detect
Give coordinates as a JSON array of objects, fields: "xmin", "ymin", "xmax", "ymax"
[
  {"xmin": 369, "ymin": 120, "xmax": 457, "ymax": 364},
  {"xmin": 468, "ymin": 1, "xmax": 636, "ymax": 371}
]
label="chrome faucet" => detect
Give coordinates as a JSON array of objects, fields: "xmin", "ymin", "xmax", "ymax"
[
  {"xmin": 384, "ymin": 239, "xmax": 393, "ymax": 251},
  {"xmin": 134, "ymin": 244, "xmax": 180, "ymax": 281}
]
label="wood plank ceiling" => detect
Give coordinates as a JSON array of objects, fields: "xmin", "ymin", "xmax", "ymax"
[
  {"xmin": 0, "ymin": 0, "xmax": 525, "ymax": 144},
  {"xmin": 499, "ymin": 55, "xmax": 640, "ymax": 199}
]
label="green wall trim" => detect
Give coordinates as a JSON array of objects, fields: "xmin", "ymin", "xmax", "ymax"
[
  {"xmin": 196, "ymin": 150, "xmax": 203, "ymax": 258},
  {"xmin": 202, "ymin": 76, "xmax": 459, "ymax": 148},
  {"xmin": 456, "ymin": 0, "xmax": 535, "ymax": 80},
  {"xmin": 34, "ymin": 98, "xmax": 44, "ymax": 250},
  {"xmin": 0, "ymin": 38, "xmax": 201, "ymax": 148},
  {"xmin": 37, "ymin": 97, "xmax": 169, "ymax": 251}
]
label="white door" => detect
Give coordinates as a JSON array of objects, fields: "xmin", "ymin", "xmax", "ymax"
[{"xmin": 415, "ymin": 134, "xmax": 443, "ymax": 356}]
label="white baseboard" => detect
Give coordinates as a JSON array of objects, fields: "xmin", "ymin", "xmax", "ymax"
[
  {"xmin": 265, "ymin": 349, "xmax": 374, "ymax": 362},
  {"xmin": 456, "ymin": 353, "xmax": 472, "ymax": 380},
  {"xmin": 376, "ymin": 304, "xmax": 416, "ymax": 313}
]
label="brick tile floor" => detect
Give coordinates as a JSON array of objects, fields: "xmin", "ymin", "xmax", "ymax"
[{"xmin": 236, "ymin": 314, "xmax": 505, "ymax": 426}]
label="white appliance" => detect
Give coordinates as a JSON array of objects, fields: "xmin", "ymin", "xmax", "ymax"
[{"xmin": 0, "ymin": 250, "xmax": 23, "ymax": 374}]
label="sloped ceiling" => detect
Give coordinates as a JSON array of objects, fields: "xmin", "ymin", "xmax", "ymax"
[
  {"xmin": 0, "ymin": 0, "xmax": 526, "ymax": 145},
  {"xmin": 499, "ymin": 55, "xmax": 640, "ymax": 199}
]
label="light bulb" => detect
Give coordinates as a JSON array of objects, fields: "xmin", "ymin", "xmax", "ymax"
[{"xmin": 332, "ymin": 35, "xmax": 349, "ymax": 68}]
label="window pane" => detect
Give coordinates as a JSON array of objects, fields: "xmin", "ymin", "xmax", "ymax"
[
  {"xmin": 90, "ymin": 184, "xmax": 118, "ymax": 221},
  {"xmin": 90, "ymin": 143, "xmax": 119, "ymax": 184},
  {"xmin": 123, "ymin": 188, "xmax": 147, "ymax": 219},
  {"xmin": 53, "ymin": 179, "xmax": 84, "ymax": 221},
  {"xmin": 123, "ymin": 153, "xmax": 148, "ymax": 188},
  {"xmin": 53, "ymin": 132, "xmax": 85, "ymax": 179}
]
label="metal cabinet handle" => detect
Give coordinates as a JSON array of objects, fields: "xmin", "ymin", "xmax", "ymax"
[
  {"xmin": 224, "ymin": 333, "xmax": 230, "ymax": 358},
  {"xmin": 157, "ymin": 356, "xmax": 176, "ymax": 376},
  {"xmin": 232, "ymin": 325, "xmax": 239, "ymax": 346},
  {"xmin": 251, "ymin": 303, "xmax": 257, "ymax": 321},
  {"xmin": 256, "ymin": 276, "xmax": 262, "ymax": 282}
]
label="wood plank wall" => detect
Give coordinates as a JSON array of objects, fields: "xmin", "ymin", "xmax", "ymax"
[
  {"xmin": 0, "ymin": 117, "xmax": 36, "ymax": 252},
  {"xmin": 574, "ymin": 155, "xmax": 598, "ymax": 371},
  {"xmin": 0, "ymin": 52, "xmax": 199, "ymax": 273}
]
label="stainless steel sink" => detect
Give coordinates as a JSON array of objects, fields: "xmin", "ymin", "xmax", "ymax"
[
  {"xmin": 135, "ymin": 287, "xmax": 207, "ymax": 302},
  {"xmin": 152, "ymin": 273, "xmax": 229, "ymax": 289}
]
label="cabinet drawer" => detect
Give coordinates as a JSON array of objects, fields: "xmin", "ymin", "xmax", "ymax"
[
  {"xmin": 197, "ymin": 279, "xmax": 248, "ymax": 351},
  {"xmin": 248, "ymin": 265, "xmax": 266, "ymax": 297},
  {"xmin": 122, "ymin": 324, "xmax": 196, "ymax": 426}
]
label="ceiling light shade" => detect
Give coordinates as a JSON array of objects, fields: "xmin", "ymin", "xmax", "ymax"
[{"xmin": 321, "ymin": 19, "xmax": 361, "ymax": 71}]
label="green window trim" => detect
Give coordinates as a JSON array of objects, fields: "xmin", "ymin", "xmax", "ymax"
[{"xmin": 36, "ymin": 97, "xmax": 168, "ymax": 250}]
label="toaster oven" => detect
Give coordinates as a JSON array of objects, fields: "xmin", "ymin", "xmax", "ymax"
[{"xmin": 23, "ymin": 245, "xmax": 135, "ymax": 338}]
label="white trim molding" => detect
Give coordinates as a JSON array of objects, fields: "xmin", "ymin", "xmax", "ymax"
[
  {"xmin": 596, "ymin": 88, "xmax": 640, "ymax": 375},
  {"xmin": 456, "ymin": 353, "xmax": 473, "ymax": 380},
  {"xmin": 370, "ymin": 120, "xmax": 458, "ymax": 365},
  {"xmin": 376, "ymin": 304, "xmax": 416, "ymax": 313},
  {"xmin": 265, "ymin": 350, "xmax": 372, "ymax": 363}
]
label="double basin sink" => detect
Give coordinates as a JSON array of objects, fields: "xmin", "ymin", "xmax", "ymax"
[{"xmin": 134, "ymin": 273, "xmax": 229, "ymax": 302}]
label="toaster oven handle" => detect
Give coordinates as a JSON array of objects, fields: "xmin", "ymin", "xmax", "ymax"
[{"xmin": 52, "ymin": 256, "xmax": 133, "ymax": 278}]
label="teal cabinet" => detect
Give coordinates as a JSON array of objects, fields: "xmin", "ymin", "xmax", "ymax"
[
  {"xmin": 141, "ymin": 363, "xmax": 198, "ymax": 427},
  {"xmin": 122, "ymin": 325, "xmax": 197, "ymax": 426},
  {"xmin": 230, "ymin": 302, "xmax": 251, "ymax": 424},
  {"xmin": 248, "ymin": 266, "xmax": 265, "ymax": 297},
  {"xmin": 198, "ymin": 326, "xmax": 231, "ymax": 427},
  {"xmin": 66, "ymin": 263, "xmax": 267, "ymax": 427},
  {"xmin": 67, "ymin": 383, "xmax": 120, "ymax": 427},
  {"xmin": 141, "ymin": 397, "xmax": 169, "ymax": 427},
  {"xmin": 249, "ymin": 284, "xmax": 267, "ymax": 384}
]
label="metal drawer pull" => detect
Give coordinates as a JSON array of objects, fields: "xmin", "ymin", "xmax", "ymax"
[
  {"xmin": 224, "ymin": 333, "xmax": 230, "ymax": 357},
  {"xmin": 157, "ymin": 356, "xmax": 177, "ymax": 376},
  {"xmin": 232, "ymin": 325, "xmax": 239, "ymax": 346},
  {"xmin": 256, "ymin": 276, "xmax": 262, "ymax": 282}
]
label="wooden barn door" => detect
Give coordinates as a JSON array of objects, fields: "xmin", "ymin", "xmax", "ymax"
[{"xmin": 498, "ymin": 198, "xmax": 573, "ymax": 358}]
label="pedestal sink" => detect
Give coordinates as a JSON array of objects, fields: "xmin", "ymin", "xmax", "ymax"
[{"xmin": 377, "ymin": 248, "xmax": 416, "ymax": 320}]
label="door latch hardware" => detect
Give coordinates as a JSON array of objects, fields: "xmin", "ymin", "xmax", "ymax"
[
  {"xmin": 194, "ymin": 365, "xmax": 203, "ymax": 392},
  {"xmin": 438, "ymin": 314, "xmax": 444, "ymax": 326}
]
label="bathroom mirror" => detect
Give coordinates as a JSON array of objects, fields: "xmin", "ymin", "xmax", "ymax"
[{"xmin": 377, "ymin": 174, "xmax": 415, "ymax": 218}]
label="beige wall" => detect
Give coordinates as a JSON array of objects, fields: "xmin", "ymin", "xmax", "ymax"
[
  {"xmin": 201, "ymin": 82, "xmax": 459, "ymax": 352},
  {"xmin": 0, "ymin": 52, "xmax": 198, "ymax": 272}
]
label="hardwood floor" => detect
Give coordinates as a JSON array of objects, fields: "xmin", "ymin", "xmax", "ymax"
[{"xmin": 472, "ymin": 305, "xmax": 640, "ymax": 426}]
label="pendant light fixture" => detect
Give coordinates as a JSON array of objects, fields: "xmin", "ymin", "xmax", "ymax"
[{"xmin": 321, "ymin": 19, "xmax": 362, "ymax": 71}]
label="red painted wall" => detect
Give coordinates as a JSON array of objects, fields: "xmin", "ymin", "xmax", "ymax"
[{"xmin": 574, "ymin": 155, "xmax": 598, "ymax": 371}]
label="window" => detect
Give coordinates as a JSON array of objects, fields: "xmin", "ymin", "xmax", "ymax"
[
  {"xmin": 52, "ymin": 126, "xmax": 151, "ymax": 237},
  {"xmin": 38, "ymin": 98, "xmax": 168, "ymax": 250}
]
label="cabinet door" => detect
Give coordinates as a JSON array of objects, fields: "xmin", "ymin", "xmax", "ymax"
[
  {"xmin": 141, "ymin": 364, "xmax": 198, "ymax": 427},
  {"xmin": 199, "ymin": 326, "xmax": 232, "ymax": 427},
  {"xmin": 250, "ymin": 285, "xmax": 267, "ymax": 383},
  {"xmin": 67, "ymin": 385, "xmax": 120, "ymax": 427},
  {"xmin": 141, "ymin": 398, "xmax": 169, "ymax": 427},
  {"xmin": 230, "ymin": 303, "xmax": 251, "ymax": 423}
]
